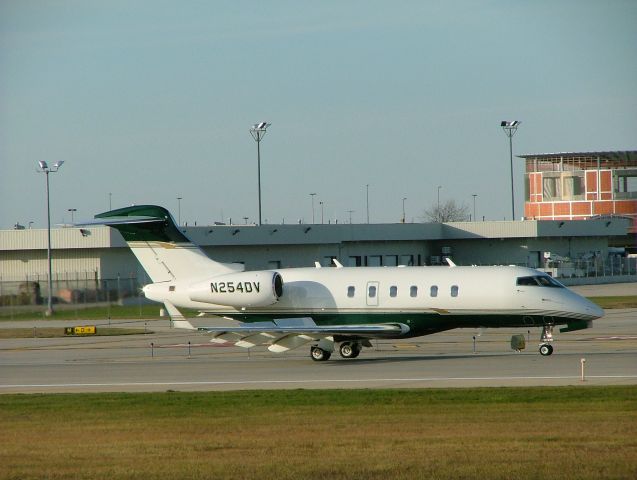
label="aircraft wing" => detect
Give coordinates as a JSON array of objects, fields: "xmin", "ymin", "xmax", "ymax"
[{"xmin": 174, "ymin": 318, "xmax": 409, "ymax": 353}]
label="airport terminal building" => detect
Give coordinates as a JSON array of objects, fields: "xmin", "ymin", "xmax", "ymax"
[{"xmin": 1, "ymin": 217, "xmax": 634, "ymax": 303}]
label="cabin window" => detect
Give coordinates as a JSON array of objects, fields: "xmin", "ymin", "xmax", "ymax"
[
  {"xmin": 368, "ymin": 285, "xmax": 377, "ymax": 298},
  {"xmin": 451, "ymin": 285, "xmax": 459, "ymax": 297},
  {"xmin": 410, "ymin": 286, "xmax": 418, "ymax": 297},
  {"xmin": 169, "ymin": 285, "xmax": 176, "ymax": 292},
  {"xmin": 347, "ymin": 286, "xmax": 355, "ymax": 298},
  {"xmin": 390, "ymin": 286, "xmax": 398, "ymax": 297},
  {"xmin": 430, "ymin": 285, "xmax": 438, "ymax": 297}
]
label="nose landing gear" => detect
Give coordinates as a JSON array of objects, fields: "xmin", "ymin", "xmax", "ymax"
[{"xmin": 539, "ymin": 325, "xmax": 554, "ymax": 356}]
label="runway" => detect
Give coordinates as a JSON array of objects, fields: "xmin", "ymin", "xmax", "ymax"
[{"xmin": 1, "ymin": 307, "xmax": 636, "ymax": 393}]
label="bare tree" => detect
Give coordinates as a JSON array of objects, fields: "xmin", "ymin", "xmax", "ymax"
[{"xmin": 423, "ymin": 199, "xmax": 470, "ymax": 222}]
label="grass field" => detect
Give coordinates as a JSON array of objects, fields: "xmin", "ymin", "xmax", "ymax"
[
  {"xmin": 1, "ymin": 387, "xmax": 635, "ymax": 480},
  {"xmin": 0, "ymin": 327, "xmax": 151, "ymax": 339},
  {"xmin": 0, "ymin": 304, "xmax": 169, "ymax": 321},
  {"xmin": 588, "ymin": 295, "xmax": 637, "ymax": 309}
]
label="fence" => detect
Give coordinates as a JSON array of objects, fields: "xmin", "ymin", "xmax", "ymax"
[
  {"xmin": 539, "ymin": 256, "xmax": 637, "ymax": 280},
  {"xmin": 0, "ymin": 274, "xmax": 145, "ymax": 309}
]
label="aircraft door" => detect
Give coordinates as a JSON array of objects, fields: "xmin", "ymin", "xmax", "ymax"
[{"xmin": 366, "ymin": 281, "xmax": 380, "ymax": 307}]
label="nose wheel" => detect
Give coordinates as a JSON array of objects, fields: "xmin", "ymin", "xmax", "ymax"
[
  {"xmin": 539, "ymin": 343, "xmax": 554, "ymax": 356},
  {"xmin": 539, "ymin": 325, "xmax": 555, "ymax": 356}
]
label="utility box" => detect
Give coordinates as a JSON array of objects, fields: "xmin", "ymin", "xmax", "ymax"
[{"xmin": 510, "ymin": 334, "xmax": 526, "ymax": 351}]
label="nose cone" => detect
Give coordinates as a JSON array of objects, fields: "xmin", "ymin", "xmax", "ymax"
[{"xmin": 584, "ymin": 298, "xmax": 604, "ymax": 320}]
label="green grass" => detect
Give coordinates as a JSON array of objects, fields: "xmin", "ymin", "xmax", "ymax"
[
  {"xmin": 588, "ymin": 295, "xmax": 637, "ymax": 309},
  {"xmin": 0, "ymin": 327, "xmax": 152, "ymax": 339},
  {"xmin": 0, "ymin": 387, "xmax": 635, "ymax": 480},
  {"xmin": 0, "ymin": 304, "xmax": 199, "ymax": 321}
]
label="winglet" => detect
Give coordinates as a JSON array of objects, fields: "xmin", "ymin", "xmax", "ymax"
[{"xmin": 445, "ymin": 258, "xmax": 457, "ymax": 267}]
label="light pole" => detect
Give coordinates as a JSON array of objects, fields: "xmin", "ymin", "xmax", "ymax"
[
  {"xmin": 177, "ymin": 197, "xmax": 182, "ymax": 226},
  {"xmin": 109, "ymin": 192, "xmax": 112, "ymax": 210},
  {"xmin": 366, "ymin": 184, "xmax": 370, "ymax": 224},
  {"xmin": 437, "ymin": 185, "xmax": 442, "ymax": 222},
  {"xmin": 310, "ymin": 193, "xmax": 317, "ymax": 224},
  {"xmin": 68, "ymin": 208, "xmax": 77, "ymax": 223},
  {"xmin": 402, "ymin": 197, "xmax": 407, "ymax": 223},
  {"xmin": 320, "ymin": 201, "xmax": 324, "ymax": 224},
  {"xmin": 501, "ymin": 120, "xmax": 521, "ymax": 221},
  {"xmin": 250, "ymin": 121, "xmax": 271, "ymax": 225},
  {"xmin": 37, "ymin": 160, "xmax": 64, "ymax": 316},
  {"xmin": 472, "ymin": 194, "xmax": 477, "ymax": 221},
  {"xmin": 348, "ymin": 210, "xmax": 354, "ymax": 224}
]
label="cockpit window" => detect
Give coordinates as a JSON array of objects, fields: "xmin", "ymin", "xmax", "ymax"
[{"xmin": 516, "ymin": 275, "xmax": 564, "ymax": 288}]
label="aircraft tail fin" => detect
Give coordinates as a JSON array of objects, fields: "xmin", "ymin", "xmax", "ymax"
[{"xmin": 90, "ymin": 205, "xmax": 241, "ymax": 283}]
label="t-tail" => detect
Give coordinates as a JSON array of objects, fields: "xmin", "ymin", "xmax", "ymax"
[{"xmin": 92, "ymin": 205, "xmax": 243, "ymax": 283}]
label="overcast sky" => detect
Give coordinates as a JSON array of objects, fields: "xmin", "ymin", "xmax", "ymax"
[{"xmin": 1, "ymin": 0, "xmax": 635, "ymax": 229}]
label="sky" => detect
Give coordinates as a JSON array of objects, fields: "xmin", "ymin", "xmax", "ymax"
[{"xmin": 1, "ymin": 0, "xmax": 636, "ymax": 228}]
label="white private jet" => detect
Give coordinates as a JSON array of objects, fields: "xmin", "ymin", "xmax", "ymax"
[{"xmin": 87, "ymin": 205, "xmax": 603, "ymax": 361}]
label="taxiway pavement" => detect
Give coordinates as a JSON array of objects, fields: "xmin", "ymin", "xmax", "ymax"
[{"xmin": 1, "ymin": 307, "xmax": 635, "ymax": 393}]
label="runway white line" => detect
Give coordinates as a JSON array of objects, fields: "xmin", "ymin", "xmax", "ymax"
[{"xmin": 2, "ymin": 375, "xmax": 637, "ymax": 389}]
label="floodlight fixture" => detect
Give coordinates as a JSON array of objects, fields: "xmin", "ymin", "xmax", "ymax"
[
  {"xmin": 249, "ymin": 121, "xmax": 271, "ymax": 225},
  {"xmin": 500, "ymin": 120, "xmax": 520, "ymax": 128},
  {"xmin": 38, "ymin": 160, "xmax": 48, "ymax": 170},
  {"xmin": 500, "ymin": 120, "xmax": 521, "ymax": 220}
]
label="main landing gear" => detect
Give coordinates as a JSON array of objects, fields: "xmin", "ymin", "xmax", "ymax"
[
  {"xmin": 338, "ymin": 341, "xmax": 362, "ymax": 359},
  {"xmin": 310, "ymin": 341, "xmax": 363, "ymax": 361},
  {"xmin": 539, "ymin": 325, "xmax": 554, "ymax": 356},
  {"xmin": 310, "ymin": 346, "xmax": 331, "ymax": 362}
]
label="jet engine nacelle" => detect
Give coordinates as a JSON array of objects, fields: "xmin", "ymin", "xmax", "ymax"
[{"xmin": 188, "ymin": 271, "xmax": 283, "ymax": 307}]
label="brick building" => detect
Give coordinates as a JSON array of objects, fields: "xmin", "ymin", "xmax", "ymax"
[{"xmin": 520, "ymin": 151, "xmax": 637, "ymax": 233}]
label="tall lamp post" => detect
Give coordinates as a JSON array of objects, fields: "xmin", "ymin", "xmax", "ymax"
[
  {"xmin": 37, "ymin": 160, "xmax": 64, "ymax": 316},
  {"xmin": 402, "ymin": 197, "xmax": 407, "ymax": 223},
  {"xmin": 310, "ymin": 193, "xmax": 317, "ymax": 224},
  {"xmin": 319, "ymin": 201, "xmax": 324, "ymax": 224},
  {"xmin": 177, "ymin": 197, "xmax": 182, "ymax": 226},
  {"xmin": 472, "ymin": 194, "xmax": 477, "ymax": 221},
  {"xmin": 501, "ymin": 120, "xmax": 521, "ymax": 221},
  {"xmin": 67, "ymin": 208, "xmax": 77, "ymax": 223},
  {"xmin": 366, "ymin": 184, "xmax": 370, "ymax": 224},
  {"xmin": 250, "ymin": 121, "xmax": 271, "ymax": 225},
  {"xmin": 437, "ymin": 185, "xmax": 442, "ymax": 222}
]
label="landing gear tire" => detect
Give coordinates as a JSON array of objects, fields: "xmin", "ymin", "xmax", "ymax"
[
  {"xmin": 310, "ymin": 347, "xmax": 331, "ymax": 362},
  {"xmin": 339, "ymin": 342, "xmax": 361, "ymax": 359},
  {"xmin": 539, "ymin": 344, "xmax": 554, "ymax": 356}
]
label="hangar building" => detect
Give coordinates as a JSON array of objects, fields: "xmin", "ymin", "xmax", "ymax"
[{"xmin": 0, "ymin": 217, "xmax": 633, "ymax": 303}]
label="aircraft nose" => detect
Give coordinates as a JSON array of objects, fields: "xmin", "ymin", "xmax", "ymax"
[{"xmin": 585, "ymin": 300, "xmax": 604, "ymax": 319}]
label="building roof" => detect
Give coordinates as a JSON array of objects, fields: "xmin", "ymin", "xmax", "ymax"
[
  {"xmin": 1, "ymin": 218, "xmax": 630, "ymax": 251},
  {"xmin": 518, "ymin": 150, "xmax": 637, "ymax": 162}
]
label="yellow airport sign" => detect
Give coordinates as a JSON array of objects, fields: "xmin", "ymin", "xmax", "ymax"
[{"xmin": 64, "ymin": 326, "xmax": 97, "ymax": 336}]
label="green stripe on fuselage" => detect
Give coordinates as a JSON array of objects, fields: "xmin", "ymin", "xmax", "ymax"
[{"xmin": 207, "ymin": 311, "xmax": 567, "ymax": 338}]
